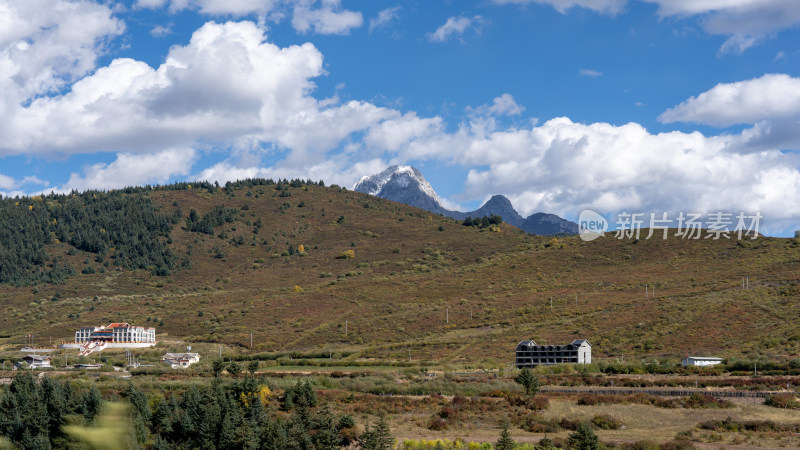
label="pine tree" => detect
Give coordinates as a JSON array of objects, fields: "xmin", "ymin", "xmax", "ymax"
[
  {"xmin": 514, "ymin": 367, "xmax": 539, "ymax": 397},
  {"xmin": 247, "ymin": 360, "xmax": 259, "ymax": 377},
  {"xmin": 152, "ymin": 436, "xmax": 170, "ymax": 450},
  {"xmin": 263, "ymin": 419, "xmax": 288, "ymax": 450},
  {"xmin": 218, "ymin": 412, "xmax": 239, "ymax": 450},
  {"xmin": 287, "ymin": 404, "xmax": 314, "ymax": 450},
  {"xmin": 311, "ymin": 405, "xmax": 340, "ymax": 450},
  {"xmin": 228, "ymin": 361, "xmax": 242, "ymax": 379},
  {"xmin": 495, "ymin": 422, "xmax": 516, "ymax": 450},
  {"xmin": 81, "ymin": 386, "xmax": 103, "ymax": 423},
  {"xmin": 212, "ymin": 359, "xmax": 226, "ymax": 377},
  {"xmin": 535, "ymin": 436, "xmax": 556, "ymax": 450},
  {"xmin": 567, "ymin": 423, "xmax": 600, "ymax": 450},
  {"xmin": 360, "ymin": 414, "xmax": 393, "ymax": 450}
]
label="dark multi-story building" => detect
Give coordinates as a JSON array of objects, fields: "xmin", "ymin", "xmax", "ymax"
[{"xmin": 515, "ymin": 339, "xmax": 591, "ymax": 368}]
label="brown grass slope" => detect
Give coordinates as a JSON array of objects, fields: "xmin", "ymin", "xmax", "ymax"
[{"xmin": 1, "ymin": 183, "xmax": 798, "ymax": 363}]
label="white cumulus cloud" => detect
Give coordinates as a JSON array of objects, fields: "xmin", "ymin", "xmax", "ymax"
[
  {"xmin": 659, "ymin": 74, "xmax": 800, "ymax": 127},
  {"xmin": 0, "ymin": 0, "xmax": 124, "ymax": 100},
  {"xmin": 61, "ymin": 148, "xmax": 198, "ymax": 192},
  {"xmin": 292, "ymin": 0, "xmax": 363, "ymax": 35},
  {"xmin": 641, "ymin": 0, "xmax": 800, "ymax": 53},
  {"xmin": 467, "ymin": 94, "xmax": 526, "ymax": 117},
  {"xmin": 0, "ymin": 21, "xmax": 333, "ymax": 155},
  {"xmin": 136, "ymin": 0, "xmax": 363, "ymax": 35},
  {"xmin": 495, "ymin": 0, "xmax": 800, "ymax": 53}
]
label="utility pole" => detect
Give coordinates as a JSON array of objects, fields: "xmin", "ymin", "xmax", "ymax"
[
  {"xmin": 550, "ymin": 297, "xmax": 553, "ymax": 310},
  {"xmin": 470, "ymin": 307, "xmax": 473, "ymax": 320},
  {"xmin": 250, "ymin": 332, "xmax": 253, "ymax": 348},
  {"xmin": 575, "ymin": 294, "xmax": 578, "ymax": 308},
  {"xmin": 345, "ymin": 320, "xmax": 348, "ymax": 337},
  {"xmin": 446, "ymin": 308, "xmax": 449, "ymax": 324},
  {"xmin": 408, "ymin": 348, "xmax": 411, "ymax": 362},
  {"xmin": 219, "ymin": 346, "xmax": 222, "ymax": 359},
  {"xmin": 646, "ymin": 284, "xmax": 648, "ymax": 298},
  {"xmin": 754, "ymin": 362, "xmax": 757, "ymax": 377}
]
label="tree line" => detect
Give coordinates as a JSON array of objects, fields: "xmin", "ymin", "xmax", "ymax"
[{"xmin": 0, "ymin": 373, "xmax": 394, "ymax": 450}]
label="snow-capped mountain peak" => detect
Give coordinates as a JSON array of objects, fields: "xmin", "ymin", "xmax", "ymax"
[
  {"xmin": 354, "ymin": 165, "xmax": 579, "ymax": 236},
  {"xmin": 354, "ymin": 165, "xmax": 441, "ymax": 203}
]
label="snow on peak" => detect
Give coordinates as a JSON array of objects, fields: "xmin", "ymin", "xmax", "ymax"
[{"xmin": 354, "ymin": 165, "xmax": 441, "ymax": 203}]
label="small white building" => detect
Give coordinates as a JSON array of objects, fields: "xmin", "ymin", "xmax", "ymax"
[
  {"xmin": 682, "ymin": 356, "xmax": 723, "ymax": 367},
  {"xmin": 16, "ymin": 355, "xmax": 51, "ymax": 369},
  {"xmin": 162, "ymin": 353, "xmax": 200, "ymax": 369}
]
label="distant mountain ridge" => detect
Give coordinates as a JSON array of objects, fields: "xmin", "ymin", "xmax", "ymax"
[{"xmin": 354, "ymin": 165, "xmax": 577, "ymax": 236}]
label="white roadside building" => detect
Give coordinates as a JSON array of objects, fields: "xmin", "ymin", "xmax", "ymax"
[{"xmin": 682, "ymin": 356, "xmax": 724, "ymax": 367}]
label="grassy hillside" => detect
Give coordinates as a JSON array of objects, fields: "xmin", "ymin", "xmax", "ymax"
[{"xmin": 1, "ymin": 181, "xmax": 798, "ymax": 364}]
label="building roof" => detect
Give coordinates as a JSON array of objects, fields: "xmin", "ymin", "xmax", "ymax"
[
  {"xmin": 163, "ymin": 353, "xmax": 199, "ymax": 359},
  {"xmin": 107, "ymin": 323, "xmax": 131, "ymax": 328},
  {"xmin": 22, "ymin": 355, "xmax": 50, "ymax": 362},
  {"xmin": 517, "ymin": 339, "xmax": 591, "ymax": 349},
  {"xmin": 685, "ymin": 356, "xmax": 723, "ymax": 361}
]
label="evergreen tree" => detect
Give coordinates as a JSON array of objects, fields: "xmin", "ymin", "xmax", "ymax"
[
  {"xmin": 242, "ymin": 417, "xmax": 261, "ymax": 450},
  {"xmin": 360, "ymin": 414, "xmax": 393, "ymax": 450},
  {"xmin": 495, "ymin": 422, "xmax": 516, "ymax": 450},
  {"xmin": 567, "ymin": 423, "xmax": 600, "ymax": 450},
  {"xmin": 228, "ymin": 361, "xmax": 242, "ymax": 379},
  {"xmin": 247, "ymin": 360, "xmax": 259, "ymax": 377},
  {"xmin": 283, "ymin": 380, "xmax": 317, "ymax": 410},
  {"xmin": 81, "ymin": 386, "xmax": 103, "ymax": 423},
  {"xmin": 152, "ymin": 436, "xmax": 170, "ymax": 450},
  {"xmin": 152, "ymin": 400, "xmax": 173, "ymax": 435},
  {"xmin": 123, "ymin": 383, "xmax": 151, "ymax": 422},
  {"xmin": 212, "ymin": 359, "xmax": 226, "ymax": 377},
  {"xmin": 287, "ymin": 403, "xmax": 313, "ymax": 450},
  {"xmin": 514, "ymin": 367, "xmax": 540, "ymax": 397},
  {"xmin": 535, "ymin": 436, "xmax": 556, "ymax": 450},
  {"xmin": 263, "ymin": 419, "xmax": 289, "ymax": 450},
  {"xmin": 218, "ymin": 412, "xmax": 240, "ymax": 450},
  {"xmin": 311, "ymin": 405, "xmax": 340, "ymax": 450},
  {"xmin": 41, "ymin": 377, "xmax": 67, "ymax": 440}
]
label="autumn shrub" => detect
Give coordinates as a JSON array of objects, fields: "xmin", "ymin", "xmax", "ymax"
[
  {"xmin": 764, "ymin": 393, "xmax": 800, "ymax": 409},
  {"xmin": 336, "ymin": 249, "xmax": 355, "ymax": 259},
  {"xmin": 428, "ymin": 417, "xmax": 448, "ymax": 431},
  {"xmin": 591, "ymin": 414, "xmax": 623, "ymax": 430}
]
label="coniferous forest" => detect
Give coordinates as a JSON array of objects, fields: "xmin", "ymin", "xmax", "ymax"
[
  {"xmin": 0, "ymin": 178, "xmax": 323, "ymax": 286},
  {"xmin": 0, "ymin": 372, "xmax": 387, "ymax": 450}
]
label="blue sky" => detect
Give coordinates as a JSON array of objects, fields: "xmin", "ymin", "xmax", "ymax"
[{"xmin": 1, "ymin": 0, "xmax": 800, "ymax": 235}]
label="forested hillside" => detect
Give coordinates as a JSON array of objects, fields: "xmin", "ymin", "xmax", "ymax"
[{"xmin": 0, "ymin": 190, "xmax": 179, "ymax": 285}]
